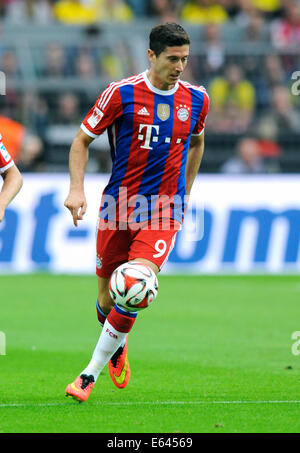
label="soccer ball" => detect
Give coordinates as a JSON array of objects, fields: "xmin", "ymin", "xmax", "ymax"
[{"xmin": 109, "ymin": 262, "xmax": 159, "ymax": 312}]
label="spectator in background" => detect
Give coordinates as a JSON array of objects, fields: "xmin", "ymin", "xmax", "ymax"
[
  {"xmin": 18, "ymin": 134, "xmax": 44, "ymax": 172},
  {"xmin": 234, "ymin": 0, "xmax": 256, "ymax": 25},
  {"xmin": 233, "ymin": 0, "xmax": 282, "ymax": 25},
  {"xmin": 208, "ymin": 63, "xmax": 256, "ymax": 133},
  {"xmin": 242, "ymin": 7, "xmax": 267, "ymax": 42},
  {"xmin": 271, "ymin": 0, "xmax": 300, "ymax": 49},
  {"xmin": 97, "ymin": 0, "xmax": 134, "ymax": 22},
  {"xmin": 73, "ymin": 52, "xmax": 98, "ymax": 105},
  {"xmin": 0, "ymin": 115, "xmax": 44, "ymax": 171},
  {"xmin": 257, "ymin": 84, "xmax": 300, "ymax": 135},
  {"xmin": 0, "ymin": 51, "xmax": 20, "ymax": 78},
  {"xmin": 0, "ymin": 3, "xmax": 5, "ymax": 18},
  {"xmin": 0, "ymin": 50, "xmax": 21, "ymax": 118},
  {"xmin": 23, "ymin": 93, "xmax": 50, "ymax": 144},
  {"xmin": 55, "ymin": 93, "xmax": 81, "ymax": 126},
  {"xmin": 255, "ymin": 55, "xmax": 286, "ymax": 108},
  {"xmin": 53, "ymin": 0, "xmax": 134, "ymax": 24},
  {"xmin": 219, "ymin": 0, "xmax": 240, "ymax": 20},
  {"xmin": 234, "ymin": 0, "xmax": 279, "ymax": 26},
  {"xmin": 181, "ymin": 0, "xmax": 228, "ymax": 24},
  {"xmin": 53, "ymin": 0, "xmax": 99, "ymax": 24},
  {"xmin": 264, "ymin": 54, "xmax": 286, "ymax": 87},
  {"xmin": 254, "ymin": 118, "xmax": 282, "ymax": 172},
  {"xmin": 202, "ymin": 22, "xmax": 225, "ymax": 80},
  {"xmin": 237, "ymin": 8, "xmax": 267, "ymax": 109},
  {"xmin": 126, "ymin": 0, "xmax": 148, "ymax": 17},
  {"xmin": 101, "ymin": 52, "xmax": 125, "ymax": 80},
  {"xmin": 148, "ymin": 0, "xmax": 180, "ymax": 22},
  {"xmin": 75, "ymin": 52, "xmax": 97, "ymax": 79},
  {"xmin": 250, "ymin": 0, "xmax": 282, "ymax": 19},
  {"xmin": 220, "ymin": 137, "xmax": 266, "ymax": 173},
  {"xmin": 42, "ymin": 43, "xmax": 67, "ymax": 78},
  {"xmin": 2, "ymin": 0, "xmax": 54, "ymax": 24}
]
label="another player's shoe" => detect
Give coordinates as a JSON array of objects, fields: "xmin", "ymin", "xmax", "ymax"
[
  {"xmin": 65, "ymin": 374, "xmax": 95, "ymax": 402},
  {"xmin": 108, "ymin": 337, "xmax": 130, "ymax": 389}
]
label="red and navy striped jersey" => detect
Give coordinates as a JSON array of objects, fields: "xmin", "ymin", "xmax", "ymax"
[
  {"xmin": 0, "ymin": 134, "xmax": 14, "ymax": 174},
  {"xmin": 81, "ymin": 71, "xmax": 209, "ymax": 223}
]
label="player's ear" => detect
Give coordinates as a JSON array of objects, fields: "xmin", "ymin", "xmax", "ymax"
[{"xmin": 147, "ymin": 49, "xmax": 156, "ymax": 64}]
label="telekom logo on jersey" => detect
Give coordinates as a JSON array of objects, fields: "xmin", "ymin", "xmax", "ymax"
[
  {"xmin": 138, "ymin": 124, "xmax": 182, "ymax": 149},
  {"xmin": 138, "ymin": 124, "xmax": 159, "ymax": 149}
]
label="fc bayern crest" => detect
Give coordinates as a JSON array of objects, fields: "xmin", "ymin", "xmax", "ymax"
[
  {"xmin": 157, "ymin": 104, "xmax": 170, "ymax": 121},
  {"xmin": 96, "ymin": 254, "xmax": 103, "ymax": 270},
  {"xmin": 177, "ymin": 107, "xmax": 189, "ymax": 122}
]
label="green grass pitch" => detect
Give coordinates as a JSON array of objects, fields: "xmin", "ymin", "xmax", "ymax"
[{"xmin": 0, "ymin": 274, "xmax": 300, "ymax": 433}]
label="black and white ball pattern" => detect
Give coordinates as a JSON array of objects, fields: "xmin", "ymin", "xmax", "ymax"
[{"xmin": 109, "ymin": 262, "xmax": 159, "ymax": 311}]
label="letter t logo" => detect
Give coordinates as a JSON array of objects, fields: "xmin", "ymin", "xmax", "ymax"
[{"xmin": 138, "ymin": 124, "xmax": 159, "ymax": 150}]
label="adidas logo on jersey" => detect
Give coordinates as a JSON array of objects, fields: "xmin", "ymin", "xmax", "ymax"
[{"xmin": 138, "ymin": 107, "xmax": 150, "ymax": 116}]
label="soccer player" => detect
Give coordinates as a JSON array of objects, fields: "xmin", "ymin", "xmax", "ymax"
[
  {"xmin": 64, "ymin": 22, "xmax": 209, "ymax": 402},
  {"xmin": 0, "ymin": 133, "xmax": 23, "ymax": 223}
]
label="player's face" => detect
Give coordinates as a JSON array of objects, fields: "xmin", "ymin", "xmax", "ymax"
[{"xmin": 148, "ymin": 45, "xmax": 190, "ymax": 90}]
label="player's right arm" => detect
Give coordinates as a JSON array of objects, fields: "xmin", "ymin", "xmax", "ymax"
[
  {"xmin": 64, "ymin": 83, "xmax": 123, "ymax": 226},
  {"xmin": 64, "ymin": 129, "xmax": 94, "ymax": 227},
  {"xmin": 0, "ymin": 134, "xmax": 23, "ymax": 222},
  {"xmin": 0, "ymin": 164, "xmax": 23, "ymax": 222}
]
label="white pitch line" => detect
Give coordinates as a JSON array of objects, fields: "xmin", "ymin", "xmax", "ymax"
[{"xmin": 1, "ymin": 400, "xmax": 300, "ymax": 408}]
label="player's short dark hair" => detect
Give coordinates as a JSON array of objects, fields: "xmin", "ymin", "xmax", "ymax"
[{"xmin": 149, "ymin": 23, "xmax": 190, "ymax": 57}]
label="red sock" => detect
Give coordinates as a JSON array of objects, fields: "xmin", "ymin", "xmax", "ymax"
[{"xmin": 107, "ymin": 304, "xmax": 137, "ymax": 333}]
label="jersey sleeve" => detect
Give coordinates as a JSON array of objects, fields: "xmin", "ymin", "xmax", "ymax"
[
  {"xmin": 81, "ymin": 83, "xmax": 123, "ymax": 139},
  {"xmin": 0, "ymin": 134, "xmax": 14, "ymax": 174},
  {"xmin": 191, "ymin": 88, "xmax": 210, "ymax": 136}
]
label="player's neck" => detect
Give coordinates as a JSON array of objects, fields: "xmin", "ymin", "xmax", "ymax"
[{"xmin": 146, "ymin": 70, "xmax": 176, "ymax": 92}]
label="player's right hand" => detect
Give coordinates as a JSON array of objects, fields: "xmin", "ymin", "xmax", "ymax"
[{"xmin": 64, "ymin": 191, "xmax": 87, "ymax": 227}]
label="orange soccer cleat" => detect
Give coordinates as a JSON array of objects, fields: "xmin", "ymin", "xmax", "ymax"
[
  {"xmin": 65, "ymin": 374, "xmax": 95, "ymax": 402},
  {"xmin": 108, "ymin": 337, "xmax": 130, "ymax": 389}
]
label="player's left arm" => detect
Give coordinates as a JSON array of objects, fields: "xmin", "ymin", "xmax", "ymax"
[
  {"xmin": 0, "ymin": 164, "xmax": 23, "ymax": 222},
  {"xmin": 185, "ymin": 131, "xmax": 205, "ymax": 197}
]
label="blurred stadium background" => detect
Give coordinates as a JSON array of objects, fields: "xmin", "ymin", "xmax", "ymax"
[{"xmin": 0, "ymin": 0, "xmax": 300, "ymax": 274}]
